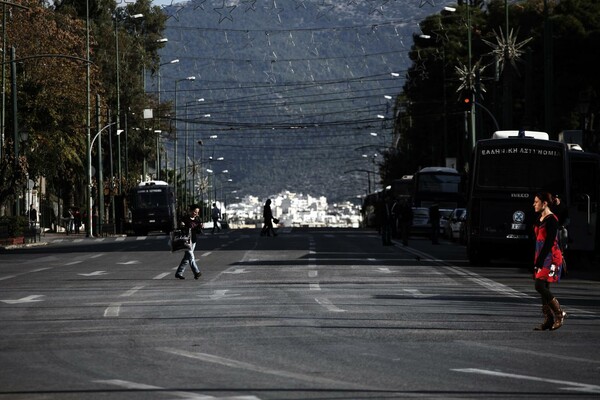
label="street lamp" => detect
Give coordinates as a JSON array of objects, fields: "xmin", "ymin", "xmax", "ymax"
[
  {"xmin": 156, "ymin": 57, "xmax": 179, "ymax": 178},
  {"xmin": 173, "ymin": 76, "xmax": 195, "ymax": 207},
  {"xmin": 115, "ymin": 12, "xmax": 143, "ymax": 191},
  {"xmin": 184, "ymin": 98, "xmax": 206, "ymax": 208},
  {"xmin": 87, "ymin": 122, "xmax": 117, "ymax": 237}
]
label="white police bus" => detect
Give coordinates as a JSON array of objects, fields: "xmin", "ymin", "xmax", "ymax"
[{"xmin": 128, "ymin": 180, "xmax": 176, "ymax": 236}]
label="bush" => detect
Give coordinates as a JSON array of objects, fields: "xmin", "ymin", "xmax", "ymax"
[{"xmin": 0, "ymin": 215, "xmax": 28, "ymax": 237}]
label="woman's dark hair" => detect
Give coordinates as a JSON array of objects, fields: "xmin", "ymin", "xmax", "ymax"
[{"xmin": 535, "ymin": 191, "xmax": 554, "ymax": 205}]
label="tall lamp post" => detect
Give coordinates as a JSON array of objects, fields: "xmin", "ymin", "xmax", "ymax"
[
  {"xmin": 156, "ymin": 56, "xmax": 178, "ymax": 179},
  {"xmin": 88, "ymin": 122, "xmax": 117, "ymax": 237},
  {"xmin": 173, "ymin": 76, "xmax": 195, "ymax": 208},
  {"xmin": 114, "ymin": 12, "xmax": 143, "ymax": 205},
  {"xmin": 184, "ymin": 98, "xmax": 206, "ymax": 209}
]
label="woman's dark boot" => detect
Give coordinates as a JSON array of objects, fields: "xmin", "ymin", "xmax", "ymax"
[
  {"xmin": 534, "ymin": 305, "xmax": 554, "ymax": 331},
  {"xmin": 549, "ymin": 298, "xmax": 566, "ymax": 330}
]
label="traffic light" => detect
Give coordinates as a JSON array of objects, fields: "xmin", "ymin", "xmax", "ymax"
[{"xmin": 460, "ymin": 91, "xmax": 474, "ymax": 111}]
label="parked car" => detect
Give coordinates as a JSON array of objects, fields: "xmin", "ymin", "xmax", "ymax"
[
  {"xmin": 411, "ymin": 207, "xmax": 430, "ymax": 235},
  {"xmin": 444, "ymin": 208, "xmax": 467, "ymax": 240},
  {"xmin": 439, "ymin": 209, "xmax": 453, "ymax": 235}
]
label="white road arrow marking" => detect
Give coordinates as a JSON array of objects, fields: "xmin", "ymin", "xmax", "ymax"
[
  {"xmin": 377, "ymin": 267, "xmax": 392, "ymax": 273},
  {"xmin": 223, "ymin": 268, "xmax": 249, "ymax": 274},
  {"xmin": 209, "ymin": 290, "xmax": 240, "ymax": 300},
  {"xmin": 315, "ymin": 297, "xmax": 345, "ymax": 312},
  {"xmin": 78, "ymin": 271, "xmax": 108, "ymax": 277},
  {"xmin": 1, "ymin": 295, "xmax": 45, "ymax": 304},
  {"xmin": 403, "ymin": 288, "xmax": 436, "ymax": 298}
]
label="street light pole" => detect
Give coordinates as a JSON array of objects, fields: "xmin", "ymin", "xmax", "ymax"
[
  {"xmin": 87, "ymin": 122, "xmax": 117, "ymax": 238},
  {"xmin": 115, "ymin": 12, "xmax": 143, "ymax": 194},
  {"xmin": 156, "ymin": 56, "xmax": 178, "ymax": 181},
  {"xmin": 173, "ymin": 76, "xmax": 195, "ymax": 209}
]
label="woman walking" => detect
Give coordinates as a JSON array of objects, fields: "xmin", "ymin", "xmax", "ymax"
[{"xmin": 532, "ymin": 192, "xmax": 566, "ymax": 331}]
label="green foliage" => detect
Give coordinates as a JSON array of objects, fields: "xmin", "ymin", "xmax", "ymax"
[
  {"xmin": 387, "ymin": 0, "xmax": 600, "ymax": 180},
  {"xmin": 1, "ymin": 0, "xmax": 167, "ymax": 209},
  {"xmin": 0, "ymin": 215, "xmax": 28, "ymax": 237}
]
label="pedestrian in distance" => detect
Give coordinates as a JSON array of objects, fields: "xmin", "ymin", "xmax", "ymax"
[
  {"xmin": 429, "ymin": 203, "xmax": 440, "ymax": 245},
  {"xmin": 381, "ymin": 192, "xmax": 393, "ymax": 246},
  {"xmin": 28, "ymin": 204, "xmax": 37, "ymax": 228},
  {"xmin": 532, "ymin": 191, "xmax": 566, "ymax": 331},
  {"xmin": 260, "ymin": 199, "xmax": 278, "ymax": 237},
  {"xmin": 211, "ymin": 203, "xmax": 221, "ymax": 234},
  {"xmin": 175, "ymin": 204, "xmax": 203, "ymax": 280}
]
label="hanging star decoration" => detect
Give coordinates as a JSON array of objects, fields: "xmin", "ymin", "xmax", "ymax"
[
  {"xmin": 162, "ymin": 0, "xmax": 185, "ymax": 21},
  {"xmin": 366, "ymin": 0, "xmax": 388, "ymax": 16},
  {"xmin": 265, "ymin": 0, "xmax": 284, "ymax": 25},
  {"xmin": 293, "ymin": 0, "xmax": 307, "ymax": 9},
  {"xmin": 316, "ymin": 0, "xmax": 335, "ymax": 20},
  {"xmin": 455, "ymin": 60, "xmax": 487, "ymax": 97},
  {"xmin": 482, "ymin": 28, "xmax": 533, "ymax": 74},
  {"xmin": 419, "ymin": 0, "xmax": 435, "ymax": 7},
  {"xmin": 213, "ymin": 0, "xmax": 236, "ymax": 23},
  {"xmin": 192, "ymin": 0, "xmax": 207, "ymax": 11},
  {"xmin": 241, "ymin": 0, "xmax": 257, "ymax": 12}
]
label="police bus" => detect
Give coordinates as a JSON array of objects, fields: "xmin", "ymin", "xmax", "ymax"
[
  {"xmin": 466, "ymin": 130, "xmax": 600, "ymax": 264},
  {"xmin": 128, "ymin": 180, "xmax": 176, "ymax": 236},
  {"xmin": 413, "ymin": 167, "xmax": 465, "ymax": 209}
]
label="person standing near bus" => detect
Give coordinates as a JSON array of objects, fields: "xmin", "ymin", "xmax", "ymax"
[
  {"xmin": 211, "ymin": 203, "xmax": 221, "ymax": 234},
  {"xmin": 175, "ymin": 204, "xmax": 203, "ymax": 280},
  {"xmin": 532, "ymin": 192, "xmax": 566, "ymax": 331}
]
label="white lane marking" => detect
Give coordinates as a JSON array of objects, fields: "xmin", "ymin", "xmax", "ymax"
[
  {"xmin": 78, "ymin": 271, "xmax": 108, "ymax": 277},
  {"xmin": 153, "ymin": 272, "xmax": 170, "ymax": 280},
  {"xmin": 30, "ymin": 267, "xmax": 52, "ymax": 273},
  {"xmin": 452, "ymin": 368, "xmax": 600, "ymax": 394},
  {"xmin": 93, "ymin": 379, "xmax": 221, "ymax": 399},
  {"xmin": 1, "ymin": 295, "xmax": 45, "ymax": 304},
  {"xmin": 0, "ymin": 267, "xmax": 52, "ymax": 281},
  {"xmin": 308, "ymin": 270, "xmax": 318, "ymax": 278},
  {"xmin": 136, "ymin": 236, "xmax": 147, "ymax": 240},
  {"xmin": 315, "ymin": 297, "xmax": 345, "ymax": 312},
  {"xmin": 90, "ymin": 253, "xmax": 104, "ymax": 259},
  {"xmin": 103, "ymin": 286, "xmax": 145, "ymax": 317},
  {"xmin": 94, "ymin": 238, "xmax": 105, "ymax": 242},
  {"xmin": 377, "ymin": 267, "xmax": 392, "ymax": 273},
  {"xmin": 457, "ymin": 341, "xmax": 600, "ymax": 365},
  {"xmin": 202, "ymin": 252, "xmax": 212, "ymax": 257},
  {"xmin": 74, "ymin": 239, "xmax": 84, "ymax": 243},
  {"xmin": 116, "ymin": 261, "xmax": 140, "ymax": 265},
  {"xmin": 104, "ymin": 303, "xmax": 121, "ymax": 317},
  {"xmin": 65, "ymin": 261, "xmax": 83, "ymax": 265},
  {"xmin": 159, "ymin": 348, "xmax": 368, "ymax": 390},
  {"xmin": 115, "ymin": 237, "xmax": 126, "ymax": 241},
  {"xmin": 309, "ymin": 283, "xmax": 321, "ymax": 291},
  {"xmin": 121, "ymin": 285, "xmax": 145, "ymax": 297},
  {"xmin": 444, "ymin": 266, "xmax": 531, "ymax": 299}
]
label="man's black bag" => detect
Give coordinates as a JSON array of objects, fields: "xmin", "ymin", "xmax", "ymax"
[{"xmin": 170, "ymin": 229, "xmax": 192, "ymax": 252}]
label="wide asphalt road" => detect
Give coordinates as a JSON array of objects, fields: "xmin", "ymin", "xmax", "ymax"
[{"xmin": 1, "ymin": 227, "xmax": 599, "ymax": 399}]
